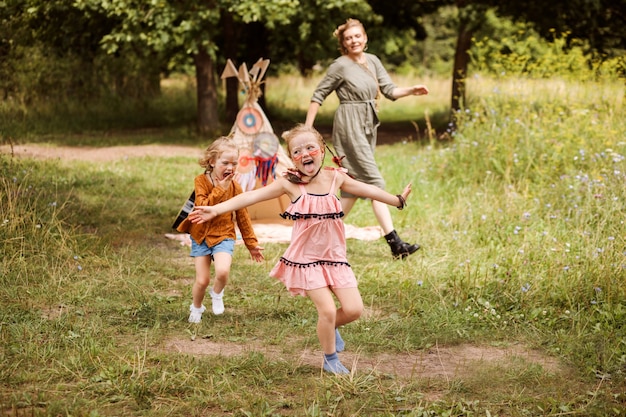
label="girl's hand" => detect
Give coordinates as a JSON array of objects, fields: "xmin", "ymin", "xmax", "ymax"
[
  {"xmin": 249, "ymin": 246, "xmax": 265, "ymax": 262},
  {"xmin": 215, "ymin": 171, "xmax": 236, "ymax": 189},
  {"xmin": 188, "ymin": 206, "xmax": 217, "ymax": 224}
]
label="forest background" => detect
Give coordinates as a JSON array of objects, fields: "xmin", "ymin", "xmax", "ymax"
[
  {"xmin": 1, "ymin": 0, "xmax": 624, "ymax": 137},
  {"xmin": 1, "ymin": 0, "xmax": 626, "ymax": 416}
]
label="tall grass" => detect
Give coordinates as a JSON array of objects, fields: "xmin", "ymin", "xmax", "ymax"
[
  {"xmin": 1, "ymin": 74, "xmax": 625, "ymax": 415},
  {"xmin": 0, "ymin": 74, "xmax": 199, "ymax": 144}
]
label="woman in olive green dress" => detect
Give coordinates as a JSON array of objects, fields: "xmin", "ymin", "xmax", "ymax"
[{"xmin": 305, "ymin": 18, "xmax": 429, "ymax": 259}]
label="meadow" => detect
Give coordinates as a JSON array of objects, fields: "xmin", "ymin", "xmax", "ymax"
[{"xmin": 1, "ymin": 73, "xmax": 625, "ymax": 416}]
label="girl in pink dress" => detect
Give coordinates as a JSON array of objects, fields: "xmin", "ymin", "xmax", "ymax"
[{"xmin": 188, "ymin": 124, "xmax": 412, "ymax": 374}]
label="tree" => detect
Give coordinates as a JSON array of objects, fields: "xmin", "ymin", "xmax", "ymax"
[
  {"xmin": 369, "ymin": 0, "xmax": 625, "ymax": 131},
  {"xmin": 74, "ymin": 0, "xmax": 299, "ymax": 136},
  {"xmin": 0, "ymin": 0, "xmax": 156, "ymax": 103}
]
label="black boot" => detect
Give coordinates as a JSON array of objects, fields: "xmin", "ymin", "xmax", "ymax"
[{"xmin": 384, "ymin": 230, "xmax": 420, "ymax": 259}]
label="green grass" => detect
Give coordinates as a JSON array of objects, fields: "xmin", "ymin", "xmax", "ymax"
[{"xmin": 1, "ymin": 74, "xmax": 625, "ymax": 416}]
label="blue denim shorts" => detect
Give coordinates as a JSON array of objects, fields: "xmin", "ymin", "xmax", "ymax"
[{"xmin": 190, "ymin": 238, "xmax": 235, "ymax": 258}]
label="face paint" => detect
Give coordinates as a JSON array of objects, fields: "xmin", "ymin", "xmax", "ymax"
[{"xmin": 291, "ymin": 143, "xmax": 321, "ymax": 161}]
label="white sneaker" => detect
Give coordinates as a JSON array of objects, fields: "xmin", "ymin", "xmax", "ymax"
[
  {"xmin": 210, "ymin": 289, "xmax": 225, "ymax": 315},
  {"xmin": 188, "ymin": 304, "xmax": 206, "ymax": 323}
]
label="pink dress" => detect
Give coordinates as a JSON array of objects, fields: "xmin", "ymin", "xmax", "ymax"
[{"xmin": 270, "ymin": 169, "xmax": 357, "ymax": 296}]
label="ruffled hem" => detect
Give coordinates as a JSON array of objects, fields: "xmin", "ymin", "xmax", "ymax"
[
  {"xmin": 270, "ymin": 259, "xmax": 356, "ymax": 297},
  {"xmin": 280, "ymin": 211, "xmax": 344, "ymax": 221}
]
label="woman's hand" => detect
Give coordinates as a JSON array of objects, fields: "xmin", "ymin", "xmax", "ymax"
[
  {"xmin": 410, "ymin": 85, "xmax": 429, "ymax": 96},
  {"xmin": 401, "ymin": 183, "xmax": 412, "ymax": 201}
]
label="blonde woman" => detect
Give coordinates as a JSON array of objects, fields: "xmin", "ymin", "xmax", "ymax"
[{"xmin": 305, "ymin": 18, "xmax": 428, "ymax": 259}]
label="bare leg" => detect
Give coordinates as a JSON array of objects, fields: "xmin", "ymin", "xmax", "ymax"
[
  {"xmin": 332, "ymin": 287, "xmax": 364, "ymax": 327},
  {"xmin": 343, "ymin": 196, "xmax": 394, "ymax": 235},
  {"xmin": 211, "ymin": 252, "xmax": 232, "ymax": 294},
  {"xmin": 192, "ymin": 255, "xmax": 212, "ymax": 308},
  {"xmin": 307, "ymin": 287, "xmax": 338, "ymax": 354},
  {"xmin": 371, "ymin": 200, "xmax": 394, "ymax": 235}
]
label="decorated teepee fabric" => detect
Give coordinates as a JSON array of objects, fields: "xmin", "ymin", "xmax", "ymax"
[{"xmin": 222, "ymin": 58, "xmax": 292, "ymax": 192}]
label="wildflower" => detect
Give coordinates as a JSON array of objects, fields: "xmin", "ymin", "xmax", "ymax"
[
  {"xmin": 608, "ymin": 236, "xmax": 615, "ymax": 241},
  {"xmin": 481, "ymin": 214, "xmax": 487, "ymax": 221},
  {"xmin": 77, "ymin": 265, "xmax": 83, "ymax": 271},
  {"xmin": 49, "ymin": 202, "xmax": 57, "ymax": 207},
  {"xmin": 523, "ymin": 212, "xmax": 531, "ymax": 219},
  {"xmin": 563, "ymin": 266, "xmax": 570, "ymax": 271},
  {"xmin": 594, "ymin": 287, "xmax": 602, "ymax": 293},
  {"xmin": 521, "ymin": 283, "xmax": 531, "ymax": 293},
  {"xmin": 417, "ymin": 280, "xmax": 423, "ymax": 287}
]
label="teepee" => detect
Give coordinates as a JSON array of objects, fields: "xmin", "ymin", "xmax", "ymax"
[{"xmin": 221, "ymin": 58, "xmax": 292, "ymax": 221}]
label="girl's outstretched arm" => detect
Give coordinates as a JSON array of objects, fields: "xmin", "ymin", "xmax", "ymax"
[
  {"xmin": 189, "ymin": 179, "xmax": 287, "ymax": 224},
  {"xmin": 340, "ymin": 174, "xmax": 412, "ymax": 209}
]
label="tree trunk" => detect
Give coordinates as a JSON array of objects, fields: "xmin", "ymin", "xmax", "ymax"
[
  {"xmin": 244, "ymin": 22, "xmax": 269, "ymax": 111},
  {"xmin": 194, "ymin": 48, "xmax": 219, "ymax": 136},
  {"xmin": 450, "ymin": 20, "xmax": 473, "ymax": 130},
  {"xmin": 221, "ymin": 11, "xmax": 240, "ymax": 125}
]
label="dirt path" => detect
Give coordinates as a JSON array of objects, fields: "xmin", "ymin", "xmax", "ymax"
[
  {"xmin": 163, "ymin": 335, "xmax": 561, "ymax": 384},
  {"xmin": 1, "ymin": 143, "xmax": 201, "ymax": 162},
  {"xmin": 11, "ymin": 141, "xmax": 565, "ymax": 384}
]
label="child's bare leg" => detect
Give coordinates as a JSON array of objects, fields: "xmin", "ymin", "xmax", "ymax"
[
  {"xmin": 307, "ymin": 287, "xmax": 338, "ymax": 354},
  {"xmin": 331, "ymin": 287, "xmax": 363, "ymax": 352},
  {"xmin": 308, "ymin": 287, "xmax": 349, "ymax": 374},
  {"xmin": 332, "ymin": 287, "xmax": 364, "ymax": 327},
  {"xmin": 211, "ymin": 252, "xmax": 232, "ymax": 294},
  {"xmin": 209, "ymin": 252, "xmax": 232, "ymax": 315},
  {"xmin": 192, "ymin": 255, "xmax": 212, "ymax": 308}
]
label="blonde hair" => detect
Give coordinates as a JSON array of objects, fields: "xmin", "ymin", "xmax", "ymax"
[
  {"xmin": 281, "ymin": 124, "xmax": 326, "ymax": 160},
  {"xmin": 199, "ymin": 136, "xmax": 239, "ymax": 172},
  {"xmin": 333, "ymin": 18, "xmax": 366, "ymax": 55}
]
